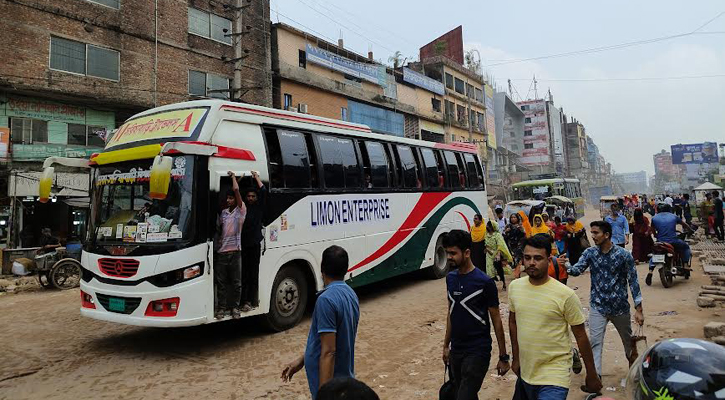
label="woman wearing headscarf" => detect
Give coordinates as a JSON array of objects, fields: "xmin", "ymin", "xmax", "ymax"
[
  {"xmin": 530, "ymin": 214, "xmax": 550, "ymax": 236},
  {"xmin": 504, "ymin": 213, "xmax": 526, "ymax": 269},
  {"xmin": 565, "ymin": 216, "xmax": 587, "ymax": 263},
  {"xmin": 469, "ymin": 213, "xmax": 487, "ymax": 270},
  {"xmin": 485, "ymin": 221, "xmax": 512, "ymax": 291},
  {"xmin": 542, "ymin": 213, "xmax": 556, "ymax": 232},
  {"xmin": 517, "ymin": 210, "xmax": 533, "ymax": 238},
  {"xmin": 631, "ymin": 208, "xmax": 654, "ymax": 263}
]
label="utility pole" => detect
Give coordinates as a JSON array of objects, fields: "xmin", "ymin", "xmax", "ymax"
[
  {"xmin": 508, "ymin": 79, "xmax": 513, "ymax": 97},
  {"xmin": 533, "ymin": 75, "xmax": 538, "ymax": 100},
  {"xmin": 232, "ymin": 0, "xmax": 243, "ymax": 101}
]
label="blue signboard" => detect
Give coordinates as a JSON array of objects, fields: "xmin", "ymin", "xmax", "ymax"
[
  {"xmin": 402, "ymin": 68, "xmax": 445, "ymax": 95},
  {"xmin": 671, "ymin": 142, "xmax": 718, "ymax": 164},
  {"xmin": 305, "ymin": 44, "xmax": 386, "ymax": 87}
]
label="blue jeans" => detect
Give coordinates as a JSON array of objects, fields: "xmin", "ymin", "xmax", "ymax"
[
  {"xmin": 513, "ymin": 378, "xmax": 569, "ymax": 400},
  {"xmin": 649, "ymin": 238, "xmax": 691, "ymax": 271}
]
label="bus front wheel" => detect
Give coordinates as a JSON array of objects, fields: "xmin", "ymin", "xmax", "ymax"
[{"xmin": 264, "ymin": 264, "xmax": 308, "ymax": 332}]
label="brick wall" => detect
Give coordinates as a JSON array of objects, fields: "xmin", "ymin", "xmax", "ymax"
[
  {"xmin": 0, "ymin": 0, "xmax": 271, "ymax": 119},
  {"xmin": 277, "ymin": 79, "xmax": 347, "ymax": 121}
]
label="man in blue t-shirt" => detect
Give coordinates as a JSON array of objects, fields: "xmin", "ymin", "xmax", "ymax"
[
  {"xmin": 442, "ymin": 230, "xmax": 509, "ymax": 400},
  {"xmin": 604, "ymin": 204, "xmax": 630, "ymax": 248},
  {"xmin": 647, "ymin": 203, "xmax": 692, "ymax": 286},
  {"xmin": 281, "ymin": 245, "xmax": 360, "ymax": 399}
]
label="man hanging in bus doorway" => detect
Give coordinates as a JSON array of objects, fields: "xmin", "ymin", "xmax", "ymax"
[
  {"xmin": 241, "ymin": 170, "xmax": 267, "ymax": 312},
  {"xmin": 215, "ymin": 171, "xmax": 247, "ymax": 319}
]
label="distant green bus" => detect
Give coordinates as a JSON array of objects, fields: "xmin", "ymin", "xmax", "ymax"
[{"xmin": 512, "ymin": 178, "xmax": 585, "ymax": 216}]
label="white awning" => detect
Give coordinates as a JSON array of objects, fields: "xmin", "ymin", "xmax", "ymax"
[{"xmin": 694, "ymin": 182, "xmax": 723, "ymax": 191}]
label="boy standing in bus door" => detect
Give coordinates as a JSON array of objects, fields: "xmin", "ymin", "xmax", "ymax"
[
  {"xmin": 442, "ymin": 230, "xmax": 510, "ymax": 400},
  {"xmin": 241, "ymin": 170, "xmax": 267, "ymax": 312},
  {"xmin": 215, "ymin": 171, "xmax": 247, "ymax": 319},
  {"xmin": 281, "ymin": 246, "xmax": 360, "ymax": 400}
]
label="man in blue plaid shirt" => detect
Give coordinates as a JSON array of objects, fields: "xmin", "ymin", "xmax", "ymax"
[{"xmin": 564, "ymin": 220, "xmax": 644, "ymax": 377}]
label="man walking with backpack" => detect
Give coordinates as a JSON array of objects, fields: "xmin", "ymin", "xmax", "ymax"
[{"xmin": 441, "ymin": 230, "xmax": 509, "ymax": 400}]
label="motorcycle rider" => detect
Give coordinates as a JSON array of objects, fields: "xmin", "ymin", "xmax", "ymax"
[{"xmin": 646, "ymin": 203, "xmax": 692, "ymax": 286}]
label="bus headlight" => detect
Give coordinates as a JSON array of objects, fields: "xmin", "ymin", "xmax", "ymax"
[{"xmin": 148, "ymin": 262, "xmax": 204, "ymax": 287}]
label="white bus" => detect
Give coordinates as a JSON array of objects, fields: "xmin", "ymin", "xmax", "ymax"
[{"xmin": 42, "ymin": 100, "xmax": 487, "ymax": 331}]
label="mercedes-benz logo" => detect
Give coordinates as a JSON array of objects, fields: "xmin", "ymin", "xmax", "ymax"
[{"xmin": 114, "ymin": 261, "xmax": 124, "ymax": 275}]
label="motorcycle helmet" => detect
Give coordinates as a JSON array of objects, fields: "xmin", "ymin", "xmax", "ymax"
[{"xmin": 626, "ymin": 338, "xmax": 725, "ymax": 400}]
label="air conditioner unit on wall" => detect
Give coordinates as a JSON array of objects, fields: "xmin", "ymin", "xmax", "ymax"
[{"xmin": 298, "ymin": 103, "xmax": 308, "ymax": 114}]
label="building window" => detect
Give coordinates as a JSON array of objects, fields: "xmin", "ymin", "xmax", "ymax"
[
  {"xmin": 475, "ymin": 88, "xmax": 483, "ymax": 102},
  {"xmin": 454, "ymin": 78, "xmax": 465, "ymax": 94},
  {"xmin": 188, "ymin": 70, "xmax": 231, "ymax": 99},
  {"xmin": 524, "ymin": 143, "xmax": 534, "ymax": 149},
  {"xmin": 431, "ymin": 98, "xmax": 441, "ymax": 112},
  {"xmin": 466, "ymin": 83, "xmax": 474, "ymax": 98},
  {"xmin": 456, "ymin": 104, "xmax": 466, "ymax": 124},
  {"xmin": 444, "ymin": 100, "xmax": 454, "ymax": 117},
  {"xmin": 87, "ymin": 126, "xmax": 107, "ymax": 147},
  {"xmin": 188, "ymin": 7, "xmax": 232, "ymax": 45},
  {"xmin": 10, "ymin": 118, "xmax": 48, "ymax": 144},
  {"xmin": 445, "ymin": 73, "xmax": 454, "ymax": 89},
  {"xmin": 341, "ymin": 107, "xmax": 348, "ymax": 121},
  {"xmin": 524, "ymin": 130, "xmax": 532, "ymax": 136},
  {"xmin": 283, "ymin": 94, "xmax": 293, "ymax": 110},
  {"xmin": 50, "ymin": 37, "xmax": 120, "ymax": 81},
  {"xmin": 299, "ymin": 50, "xmax": 306, "ymax": 68},
  {"xmin": 450, "ymin": 134, "xmax": 455, "ymax": 142},
  {"xmin": 86, "ymin": 0, "xmax": 120, "ymax": 9},
  {"xmin": 525, "ymin": 117, "xmax": 532, "ymax": 123}
]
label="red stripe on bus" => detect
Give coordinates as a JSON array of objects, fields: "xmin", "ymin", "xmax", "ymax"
[
  {"xmin": 348, "ymin": 192, "xmax": 452, "ymax": 272},
  {"xmin": 456, "ymin": 211, "xmax": 471, "ymax": 231},
  {"xmin": 220, "ymin": 105, "xmax": 372, "ymax": 133},
  {"xmin": 433, "ymin": 142, "xmax": 478, "ymax": 153},
  {"xmin": 165, "ymin": 141, "xmax": 256, "ymax": 161}
]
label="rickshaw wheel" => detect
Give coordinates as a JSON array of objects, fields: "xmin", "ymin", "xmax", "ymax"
[
  {"xmin": 50, "ymin": 259, "xmax": 82, "ymax": 290},
  {"xmin": 37, "ymin": 272, "xmax": 53, "ymax": 289}
]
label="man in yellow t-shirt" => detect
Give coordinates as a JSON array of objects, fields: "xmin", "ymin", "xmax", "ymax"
[{"xmin": 508, "ymin": 234, "xmax": 602, "ymax": 400}]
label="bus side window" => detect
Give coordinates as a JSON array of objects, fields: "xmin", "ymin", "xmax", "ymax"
[
  {"xmin": 454, "ymin": 152, "xmax": 467, "ymax": 188},
  {"xmin": 264, "ymin": 128, "xmax": 284, "ymax": 189},
  {"xmin": 420, "ymin": 148, "xmax": 439, "ymax": 189},
  {"xmin": 338, "ymin": 137, "xmax": 362, "ymax": 189},
  {"xmin": 396, "ymin": 145, "xmax": 419, "ymax": 189},
  {"xmin": 434, "ymin": 150, "xmax": 446, "ymax": 188},
  {"xmin": 411, "ymin": 147, "xmax": 424, "ymax": 189},
  {"xmin": 474, "ymin": 156, "xmax": 485, "ymax": 188},
  {"xmin": 304, "ymin": 133, "xmax": 320, "ymax": 188},
  {"xmin": 277, "ymin": 130, "xmax": 312, "ymax": 189},
  {"xmin": 382, "ymin": 143, "xmax": 398, "ymax": 188},
  {"xmin": 391, "ymin": 144, "xmax": 405, "ymax": 187},
  {"xmin": 464, "ymin": 153, "xmax": 480, "ymax": 188},
  {"xmin": 317, "ymin": 135, "xmax": 344, "ymax": 188},
  {"xmin": 444, "ymin": 151, "xmax": 461, "ymax": 188},
  {"xmin": 364, "ymin": 141, "xmax": 389, "ymax": 188}
]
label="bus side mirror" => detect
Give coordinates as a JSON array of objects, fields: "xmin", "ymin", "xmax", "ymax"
[
  {"xmin": 149, "ymin": 155, "xmax": 173, "ymax": 200},
  {"xmin": 38, "ymin": 167, "xmax": 54, "ymax": 203}
]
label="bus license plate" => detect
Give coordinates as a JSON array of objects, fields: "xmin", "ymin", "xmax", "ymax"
[
  {"xmin": 651, "ymin": 254, "xmax": 665, "ymax": 263},
  {"xmin": 108, "ymin": 297, "xmax": 126, "ymax": 312}
]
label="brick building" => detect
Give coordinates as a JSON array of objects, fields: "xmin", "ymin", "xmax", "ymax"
[{"xmin": 0, "ymin": 0, "xmax": 271, "ymax": 247}]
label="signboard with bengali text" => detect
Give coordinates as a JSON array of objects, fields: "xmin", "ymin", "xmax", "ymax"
[
  {"xmin": 105, "ymin": 108, "xmax": 208, "ymax": 149},
  {"xmin": 402, "ymin": 68, "xmax": 445, "ymax": 95},
  {"xmin": 6, "ymin": 97, "xmax": 86, "ymax": 124},
  {"xmin": 670, "ymin": 142, "xmax": 718, "ymax": 164},
  {"xmin": 305, "ymin": 44, "xmax": 387, "ymax": 87}
]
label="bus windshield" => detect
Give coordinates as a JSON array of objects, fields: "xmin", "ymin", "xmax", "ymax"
[
  {"xmin": 90, "ymin": 156, "xmax": 194, "ymax": 246},
  {"xmin": 513, "ymin": 184, "xmax": 552, "ymax": 200}
]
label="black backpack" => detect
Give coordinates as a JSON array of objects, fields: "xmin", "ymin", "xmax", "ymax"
[{"xmin": 439, "ymin": 365, "xmax": 457, "ymax": 400}]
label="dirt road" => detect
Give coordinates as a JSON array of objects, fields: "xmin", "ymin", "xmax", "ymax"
[{"xmin": 1, "ymin": 209, "xmax": 721, "ymax": 400}]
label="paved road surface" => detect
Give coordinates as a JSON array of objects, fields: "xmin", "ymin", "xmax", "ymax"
[{"xmin": 1, "ymin": 208, "xmax": 721, "ymax": 399}]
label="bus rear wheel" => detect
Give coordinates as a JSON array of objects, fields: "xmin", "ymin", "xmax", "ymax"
[
  {"xmin": 425, "ymin": 235, "xmax": 449, "ymax": 279},
  {"xmin": 264, "ymin": 265, "xmax": 308, "ymax": 332}
]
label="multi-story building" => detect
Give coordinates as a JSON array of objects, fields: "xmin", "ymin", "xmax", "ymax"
[
  {"xmin": 564, "ymin": 118, "xmax": 590, "ymax": 178},
  {"xmin": 653, "ymin": 150, "xmax": 682, "ymax": 193},
  {"xmin": 614, "ymin": 171, "xmax": 648, "ymax": 194},
  {"xmin": 494, "ymin": 91, "xmax": 525, "ymax": 156},
  {"xmin": 270, "ymin": 23, "xmax": 447, "ymax": 142},
  {"xmin": 0, "ymin": 0, "xmax": 272, "ymax": 247},
  {"xmin": 516, "ymin": 99, "xmax": 565, "ymax": 175}
]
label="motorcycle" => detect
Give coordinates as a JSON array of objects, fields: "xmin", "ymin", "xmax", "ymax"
[{"xmin": 648, "ymin": 231, "xmax": 692, "ymax": 288}]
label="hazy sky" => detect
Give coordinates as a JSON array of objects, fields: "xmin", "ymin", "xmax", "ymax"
[{"xmin": 270, "ymin": 0, "xmax": 725, "ymax": 177}]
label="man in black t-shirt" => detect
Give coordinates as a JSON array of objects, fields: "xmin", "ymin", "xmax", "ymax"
[
  {"xmin": 38, "ymin": 228, "xmax": 60, "ymax": 254},
  {"xmin": 442, "ymin": 230, "xmax": 509, "ymax": 400},
  {"xmin": 713, "ymin": 191, "xmax": 724, "ymax": 241},
  {"xmin": 241, "ymin": 171, "xmax": 267, "ymax": 311}
]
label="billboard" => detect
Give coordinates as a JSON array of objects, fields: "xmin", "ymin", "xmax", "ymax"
[
  {"xmin": 518, "ymin": 100, "xmax": 550, "ymax": 166},
  {"xmin": 670, "ymin": 142, "xmax": 718, "ymax": 164},
  {"xmin": 419, "ymin": 26, "xmax": 464, "ymax": 64},
  {"xmin": 306, "ymin": 44, "xmax": 386, "ymax": 87},
  {"xmin": 402, "ymin": 68, "xmax": 445, "ymax": 95}
]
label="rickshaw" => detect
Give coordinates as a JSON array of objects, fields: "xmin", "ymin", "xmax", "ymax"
[
  {"xmin": 503, "ymin": 200, "xmax": 546, "ymax": 224},
  {"xmin": 599, "ymin": 196, "xmax": 620, "ymax": 220},
  {"xmin": 34, "ymin": 247, "xmax": 82, "ymax": 290},
  {"xmin": 544, "ymin": 195, "xmax": 581, "ymax": 220}
]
